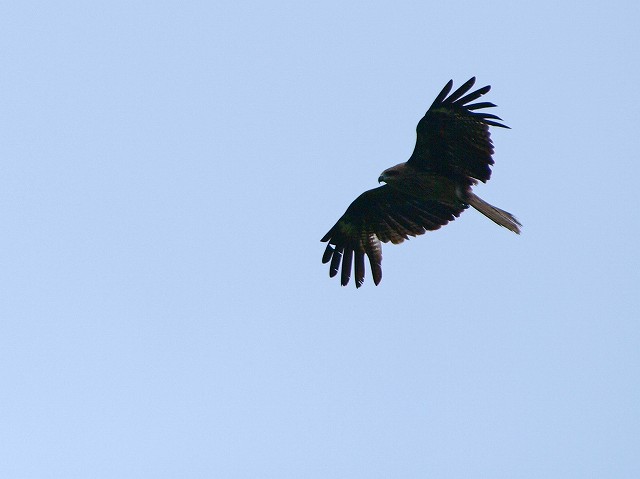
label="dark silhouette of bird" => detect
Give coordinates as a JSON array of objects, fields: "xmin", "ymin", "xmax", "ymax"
[{"xmin": 321, "ymin": 77, "xmax": 521, "ymax": 287}]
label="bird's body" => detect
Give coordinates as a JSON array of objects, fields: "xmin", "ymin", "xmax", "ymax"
[
  {"xmin": 321, "ymin": 77, "xmax": 521, "ymax": 287},
  {"xmin": 379, "ymin": 164, "xmax": 462, "ymax": 205}
]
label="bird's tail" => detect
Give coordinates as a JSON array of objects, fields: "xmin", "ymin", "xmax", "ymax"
[{"xmin": 467, "ymin": 192, "xmax": 521, "ymax": 234}]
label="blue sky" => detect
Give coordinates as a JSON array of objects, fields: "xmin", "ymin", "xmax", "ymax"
[{"xmin": 1, "ymin": 1, "xmax": 639, "ymax": 477}]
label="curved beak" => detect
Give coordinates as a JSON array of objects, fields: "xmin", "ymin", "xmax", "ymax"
[{"xmin": 378, "ymin": 174, "xmax": 385, "ymax": 184}]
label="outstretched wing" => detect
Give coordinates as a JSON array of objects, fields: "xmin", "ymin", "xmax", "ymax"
[
  {"xmin": 321, "ymin": 186, "xmax": 465, "ymax": 287},
  {"xmin": 408, "ymin": 77, "xmax": 508, "ymax": 184}
]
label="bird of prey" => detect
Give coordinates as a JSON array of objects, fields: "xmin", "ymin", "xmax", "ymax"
[{"xmin": 321, "ymin": 77, "xmax": 521, "ymax": 288}]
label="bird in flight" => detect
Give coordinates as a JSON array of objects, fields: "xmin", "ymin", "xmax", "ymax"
[{"xmin": 321, "ymin": 77, "xmax": 521, "ymax": 288}]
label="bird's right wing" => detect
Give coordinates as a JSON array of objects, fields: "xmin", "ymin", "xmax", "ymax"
[{"xmin": 321, "ymin": 186, "xmax": 465, "ymax": 287}]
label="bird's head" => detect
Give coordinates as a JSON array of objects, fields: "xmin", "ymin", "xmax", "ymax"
[{"xmin": 378, "ymin": 163, "xmax": 406, "ymax": 184}]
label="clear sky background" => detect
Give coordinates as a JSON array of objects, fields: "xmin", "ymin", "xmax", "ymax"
[{"xmin": 1, "ymin": 1, "xmax": 639, "ymax": 477}]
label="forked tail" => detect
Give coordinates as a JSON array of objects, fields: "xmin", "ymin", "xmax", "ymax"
[{"xmin": 467, "ymin": 192, "xmax": 521, "ymax": 234}]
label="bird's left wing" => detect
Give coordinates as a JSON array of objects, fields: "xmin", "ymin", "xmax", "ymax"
[
  {"xmin": 321, "ymin": 186, "xmax": 465, "ymax": 287},
  {"xmin": 408, "ymin": 77, "xmax": 508, "ymax": 184}
]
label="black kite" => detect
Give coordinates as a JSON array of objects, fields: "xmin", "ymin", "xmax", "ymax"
[{"xmin": 321, "ymin": 77, "xmax": 521, "ymax": 287}]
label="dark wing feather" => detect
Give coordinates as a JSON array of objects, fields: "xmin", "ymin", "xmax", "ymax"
[
  {"xmin": 321, "ymin": 186, "xmax": 466, "ymax": 287},
  {"xmin": 408, "ymin": 77, "xmax": 508, "ymax": 184}
]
